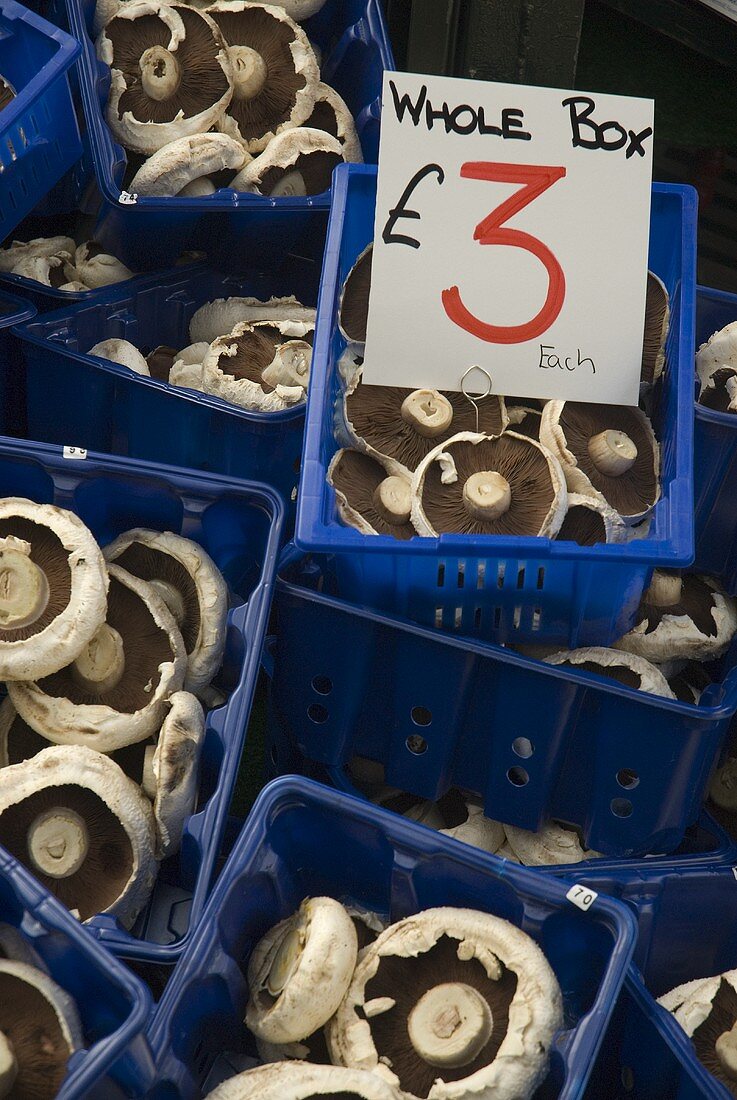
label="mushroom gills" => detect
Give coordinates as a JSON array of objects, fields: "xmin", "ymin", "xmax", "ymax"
[
  {"xmin": 339, "ymin": 244, "xmax": 372, "ymax": 344},
  {"xmin": 328, "ymin": 450, "xmax": 414, "ymax": 540},
  {"xmin": 544, "ymin": 647, "xmax": 676, "ymax": 698}
]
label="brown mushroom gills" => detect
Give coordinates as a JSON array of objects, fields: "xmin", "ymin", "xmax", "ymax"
[
  {"xmin": 0, "ymin": 520, "xmax": 71, "ymax": 643},
  {"xmin": 258, "ymin": 149, "xmax": 343, "ymax": 198},
  {"xmin": 331, "ymin": 451, "xmax": 414, "ymax": 540},
  {"xmin": 641, "ymin": 272, "xmax": 670, "ymax": 387},
  {"xmin": 635, "ymin": 572, "xmax": 717, "ymax": 638},
  {"xmin": 146, "ymin": 346, "xmax": 178, "ymax": 381},
  {"xmin": 554, "ymin": 659, "xmax": 641, "ymax": 690},
  {"xmin": 0, "ymin": 971, "xmax": 74, "ymax": 1098},
  {"xmin": 4, "ymin": 710, "xmax": 148, "ymax": 780},
  {"xmin": 556, "ymin": 505, "xmax": 607, "ymax": 546},
  {"xmin": 0, "ymin": 78, "xmax": 15, "ymax": 113},
  {"xmin": 700, "ymin": 367, "xmax": 737, "ymax": 414},
  {"xmin": 211, "ymin": 326, "xmax": 281, "ymax": 390},
  {"xmin": 305, "ymin": 98, "xmax": 339, "ymax": 139},
  {"xmin": 0, "ymin": 785, "xmax": 133, "ymax": 919},
  {"xmin": 692, "ymin": 978, "xmax": 737, "ymax": 1094},
  {"xmin": 363, "ymin": 934, "xmax": 516, "ymax": 1094},
  {"xmin": 108, "ymin": 543, "xmax": 201, "ymax": 652},
  {"xmin": 339, "ymin": 246, "xmax": 372, "ymax": 343}
]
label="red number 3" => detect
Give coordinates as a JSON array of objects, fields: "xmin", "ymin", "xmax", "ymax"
[{"xmin": 442, "ymin": 162, "xmax": 567, "ymax": 345}]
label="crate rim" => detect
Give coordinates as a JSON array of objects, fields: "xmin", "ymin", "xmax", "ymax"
[
  {"xmin": 296, "ymin": 163, "xmax": 697, "ymax": 565},
  {"xmin": 0, "ymin": 0, "xmax": 81, "ymax": 131},
  {"xmin": 0, "ymin": 286, "xmax": 35, "ymax": 328}
]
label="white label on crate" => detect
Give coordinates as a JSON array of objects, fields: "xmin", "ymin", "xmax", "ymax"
[
  {"xmin": 63, "ymin": 446, "xmax": 87, "ymax": 461},
  {"xmin": 118, "ymin": 191, "xmax": 138, "ymax": 205},
  {"xmin": 362, "ymin": 71, "xmax": 654, "ymax": 404},
  {"xmin": 566, "ymin": 883, "xmax": 598, "ymax": 912}
]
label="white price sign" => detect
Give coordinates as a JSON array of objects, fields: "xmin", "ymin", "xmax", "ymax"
[{"xmin": 362, "ymin": 72, "xmax": 654, "ymax": 405}]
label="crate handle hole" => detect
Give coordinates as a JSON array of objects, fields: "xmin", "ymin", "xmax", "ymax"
[
  {"xmin": 507, "ymin": 766, "xmax": 529, "ymax": 787},
  {"xmin": 406, "ymin": 734, "xmax": 428, "ymax": 755},
  {"xmin": 411, "ymin": 706, "xmax": 432, "ymax": 727},
  {"xmin": 512, "ymin": 737, "xmax": 534, "ymax": 759},
  {"xmin": 610, "ymin": 797, "xmax": 633, "ymax": 818},
  {"xmin": 307, "ymin": 703, "xmax": 329, "ymax": 724},
  {"xmin": 616, "ymin": 769, "xmax": 639, "ymax": 790},
  {"xmin": 312, "ymin": 675, "xmax": 333, "ymax": 696}
]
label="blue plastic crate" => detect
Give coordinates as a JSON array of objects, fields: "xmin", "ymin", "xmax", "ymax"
[
  {"xmin": 12, "ymin": 262, "xmax": 322, "ymax": 505},
  {"xmin": 145, "ymin": 775, "xmax": 637, "ymax": 1100},
  {"xmin": 0, "ymin": 438, "xmax": 283, "ymax": 961},
  {"xmin": 0, "ymin": 0, "xmax": 82, "ymax": 242},
  {"xmin": 0, "ymin": 288, "xmax": 35, "ymax": 441},
  {"xmin": 296, "ymin": 164, "xmax": 697, "ymax": 648},
  {"xmin": 0, "ymin": 847, "xmax": 155, "ymax": 1098},
  {"xmin": 694, "ymin": 286, "xmax": 737, "ymax": 594},
  {"xmin": 266, "ymin": 549, "xmax": 737, "ymax": 857}
]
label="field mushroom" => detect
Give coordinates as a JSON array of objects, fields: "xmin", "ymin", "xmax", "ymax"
[
  {"xmin": 709, "ymin": 756, "xmax": 737, "ymax": 821},
  {"xmin": 0, "ymin": 500, "xmax": 108, "ymax": 682},
  {"xmin": 544, "ymin": 647, "xmax": 676, "ymax": 698},
  {"xmin": 328, "ymin": 449, "xmax": 414, "ymax": 539},
  {"xmin": 505, "ymin": 404, "xmax": 541, "ymax": 440},
  {"xmin": 376, "ymin": 788, "xmax": 506, "ymax": 855},
  {"xmin": 641, "ymin": 271, "xmax": 670, "ymax": 387},
  {"xmin": 700, "ymin": 367, "xmax": 737, "ymax": 413},
  {"xmin": 339, "ymin": 244, "xmax": 372, "ymax": 344},
  {"xmin": 209, "ymin": 1, "xmax": 318, "ymax": 154},
  {"xmin": 328, "ymin": 906, "xmax": 563, "ymax": 1100},
  {"xmin": 539, "ymin": 401, "xmax": 660, "ymax": 523},
  {"xmin": 9, "ymin": 564, "xmax": 186, "ymax": 753},
  {"xmin": 555, "ymin": 492, "xmax": 627, "ymax": 546},
  {"xmin": 246, "ymin": 897, "xmax": 358, "ymax": 1044},
  {"xmin": 667, "ymin": 661, "xmax": 713, "ymax": 704},
  {"xmin": 0, "ymin": 237, "xmax": 76, "ymax": 273},
  {"xmin": 169, "ymin": 343, "xmax": 209, "ymax": 390},
  {"xmin": 103, "ymin": 527, "xmax": 228, "ymax": 694},
  {"xmin": 0, "ymin": 959, "xmax": 82, "ymax": 1098},
  {"xmin": 614, "ymin": 571, "xmax": 737, "ymax": 663},
  {"xmin": 202, "ymin": 320, "xmax": 311, "ymax": 410},
  {"xmin": 503, "ymin": 822, "xmax": 600, "ymax": 866},
  {"xmin": 0, "ymin": 745, "xmax": 157, "ymax": 926},
  {"xmin": 143, "ymin": 691, "xmax": 205, "ymax": 858},
  {"xmin": 89, "ymin": 338, "xmax": 150, "ymax": 375},
  {"xmin": 412, "ymin": 431, "xmax": 567, "ymax": 539},
  {"xmin": 697, "ymin": 320, "xmax": 737, "ymax": 393},
  {"xmin": 344, "ymin": 376, "xmax": 508, "ymax": 473},
  {"xmin": 304, "ymin": 82, "xmax": 362, "ymax": 163},
  {"xmin": 98, "ymin": 1, "xmax": 234, "ymax": 154},
  {"xmin": 279, "ymin": 0, "xmax": 328, "ymax": 18},
  {"xmin": 145, "ymin": 345, "xmax": 178, "ymax": 381},
  {"xmin": 231, "ymin": 127, "xmax": 344, "ymax": 196},
  {"xmin": 128, "ymin": 132, "xmax": 247, "ymax": 196},
  {"xmin": 205, "ymin": 1062, "xmax": 402, "ymax": 1099},
  {"xmin": 189, "ymin": 296, "xmax": 315, "ymax": 345},
  {"xmin": 9, "ymin": 254, "xmax": 77, "ymax": 289},
  {"xmin": 660, "ymin": 970, "xmax": 737, "ymax": 1096},
  {"xmin": 73, "ymin": 242, "xmax": 134, "ymax": 288}
]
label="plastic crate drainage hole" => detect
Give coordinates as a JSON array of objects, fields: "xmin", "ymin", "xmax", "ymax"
[
  {"xmin": 406, "ymin": 734, "xmax": 428, "ymax": 755},
  {"xmin": 507, "ymin": 766, "xmax": 529, "ymax": 787},
  {"xmin": 616, "ymin": 768, "xmax": 639, "ymax": 790},
  {"xmin": 512, "ymin": 737, "xmax": 534, "ymax": 759},
  {"xmin": 307, "ymin": 703, "xmax": 329, "ymax": 724},
  {"xmin": 610, "ymin": 798, "xmax": 633, "ymax": 818},
  {"xmin": 311, "ymin": 675, "xmax": 333, "ymax": 695},
  {"xmin": 411, "ymin": 706, "xmax": 432, "ymax": 727}
]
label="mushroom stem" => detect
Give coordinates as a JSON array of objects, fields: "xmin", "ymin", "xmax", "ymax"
[
  {"xmin": 267, "ymin": 928, "xmax": 303, "ymax": 997},
  {"xmin": 463, "ymin": 471, "xmax": 512, "ymax": 520},
  {"xmin": 407, "ymin": 982, "xmax": 493, "ymax": 1068},
  {"xmin": 645, "ymin": 570, "xmax": 683, "ymax": 608},
  {"xmin": 28, "ymin": 807, "xmax": 89, "ymax": 879},
  {"xmin": 716, "ymin": 1019, "xmax": 737, "ymax": 1081},
  {"xmin": 148, "ymin": 580, "xmax": 186, "ymax": 626},
  {"xmin": 72, "ymin": 623, "xmax": 126, "ymax": 693},
  {"xmin": 269, "ymin": 171, "xmax": 307, "ymax": 198},
  {"xmin": 139, "ymin": 46, "xmax": 181, "ymax": 101},
  {"xmin": 142, "ymin": 744, "xmax": 157, "ymax": 800},
  {"xmin": 372, "ymin": 476, "xmax": 412, "ymax": 526},
  {"xmin": 401, "ymin": 390, "xmax": 454, "ymax": 438},
  {"xmin": 228, "ymin": 45, "xmax": 268, "ymax": 100},
  {"xmin": 0, "ymin": 1033, "xmax": 17, "ymax": 1098},
  {"xmin": 0, "ymin": 538, "xmax": 50, "ymax": 630},
  {"xmin": 587, "ymin": 430, "xmax": 638, "ymax": 476},
  {"xmin": 262, "ymin": 341, "xmax": 312, "ymax": 389}
]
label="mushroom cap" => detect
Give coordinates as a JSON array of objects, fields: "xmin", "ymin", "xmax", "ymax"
[
  {"xmin": 339, "ymin": 244, "xmax": 372, "ymax": 344},
  {"xmin": 667, "ymin": 660, "xmax": 712, "ymax": 704},
  {"xmin": 146, "ymin": 691, "xmax": 204, "ymax": 859},
  {"xmin": 327, "ymin": 906, "xmax": 563, "ymax": 1100},
  {"xmin": 277, "ymin": 0, "xmax": 328, "ymax": 18},
  {"xmin": 189, "ymin": 296, "xmax": 315, "ymax": 345},
  {"xmin": 169, "ymin": 349, "xmax": 207, "ymax": 391},
  {"xmin": 344, "ymin": 373, "xmax": 509, "ymax": 473},
  {"xmin": 614, "ymin": 572, "xmax": 737, "ymax": 663},
  {"xmin": 328, "ymin": 449, "xmax": 415, "ymax": 540},
  {"xmin": 375, "ymin": 788, "xmax": 505, "ymax": 855},
  {"xmin": 555, "ymin": 491, "xmax": 627, "ymax": 546},
  {"xmin": 0, "ymin": 501, "xmax": 108, "ymax": 682},
  {"xmin": 305, "ymin": 82, "xmax": 363, "ymax": 164},
  {"xmin": 103, "ymin": 527, "xmax": 229, "ymax": 694},
  {"xmin": 697, "ymin": 321, "xmax": 737, "ymax": 389},
  {"xmin": 231, "ymin": 126, "xmax": 344, "ymax": 196},
  {"xmin": 129, "ymin": 132, "xmax": 247, "ymax": 196},
  {"xmin": 699, "ymin": 365, "xmax": 737, "ymax": 414},
  {"xmin": 9, "ymin": 253, "xmax": 74, "ymax": 288},
  {"xmin": 89, "ymin": 338, "xmax": 151, "ymax": 375},
  {"xmin": 544, "ymin": 646, "xmax": 676, "ymax": 698},
  {"xmin": 412, "ymin": 431, "xmax": 568, "ymax": 539},
  {"xmin": 0, "ymin": 237, "xmax": 76, "ymax": 274},
  {"xmin": 9, "ymin": 564, "xmax": 187, "ymax": 753},
  {"xmin": 0, "ymin": 923, "xmax": 46, "ymax": 970},
  {"xmin": 146, "ymin": 345, "xmax": 178, "ymax": 381},
  {"xmin": 204, "ymin": 1061, "xmax": 403, "ymax": 1099},
  {"xmin": 641, "ymin": 271, "xmax": 670, "ymax": 387},
  {"xmin": 660, "ymin": 969, "xmax": 737, "ymax": 1094},
  {"xmin": 0, "ymin": 958, "xmax": 83, "ymax": 1096},
  {"xmin": 202, "ymin": 319, "xmax": 311, "ymax": 411},
  {"xmin": 246, "ymin": 896, "xmax": 358, "ymax": 1044},
  {"xmin": 710, "ymin": 756, "xmax": 737, "ymax": 813},
  {"xmin": 504, "ymin": 404, "xmax": 542, "ymax": 441},
  {"xmin": 539, "ymin": 400, "xmax": 660, "ymax": 523},
  {"xmin": 98, "ymin": 0, "xmax": 235, "ymax": 154},
  {"xmin": 210, "ymin": 1, "xmax": 319, "ymax": 154},
  {"xmin": 0, "ymin": 745, "xmax": 157, "ymax": 926},
  {"xmin": 503, "ymin": 822, "xmax": 600, "ymax": 866},
  {"xmin": 74, "ymin": 242, "xmax": 135, "ymax": 288}
]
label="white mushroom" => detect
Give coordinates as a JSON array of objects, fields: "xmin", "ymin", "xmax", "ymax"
[
  {"xmin": 328, "ymin": 907, "xmax": 563, "ymax": 1100},
  {"xmin": 0, "ymin": 501, "xmax": 108, "ymax": 682},
  {"xmin": 556, "ymin": 491, "xmax": 627, "ymax": 545},
  {"xmin": 503, "ymin": 822, "xmax": 601, "ymax": 866},
  {"xmin": 0, "ymin": 746, "xmax": 157, "ymax": 927},
  {"xmin": 144, "ymin": 691, "xmax": 205, "ymax": 859},
  {"xmin": 374, "ymin": 788, "xmax": 506, "ymax": 855},
  {"xmin": 189, "ymin": 296, "xmax": 315, "ymax": 345},
  {"xmin": 89, "ymin": 338, "xmax": 150, "ymax": 375},
  {"xmin": 0, "ymin": 959, "xmax": 82, "ymax": 1097},
  {"xmin": 128, "ymin": 133, "xmax": 247, "ymax": 197},
  {"xmin": 169, "ymin": 343, "xmax": 209, "ymax": 390},
  {"xmin": 204, "ymin": 1062, "xmax": 402, "ymax": 1099},
  {"xmin": 202, "ymin": 320, "xmax": 311, "ymax": 411},
  {"xmin": 231, "ymin": 127, "xmax": 344, "ymax": 196},
  {"xmin": 0, "ymin": 237, "xmax": 76, "ymax": 274},
  {"xmin": 10, "ymin": 254, "xmax": 74, "ymax": 289},
  {"xmin": 73, "ymin": 242, "xmax": 135, "ymax": 288},
  {"xmin": 303, "ymin": 82, "xmax": 363, "ymax": 163},
  {"xmin": 660, "ymin": 969, "xmax": 737, "ymax": 1093},
  {"xmin": 328, "ymin": 449, "xmax": 414, "ymax": 539},
  {"xmin": 277, "ymin": 0, "xmax": 328, "ymax": 18},
  {"xmin": 614, "ymin": 572, "xmax": 737, "ymax": 663},
  {"xmin": 9, "ymin": 564, "xmax": 187, "ymax": 753},
  {"xmin": 103, "ymin": 527, "xmax": 229, "ymax": 694},
  {"xmin": 0, "ymin": 923, "xmax": 46, "ymax": 969},
  {"xmin": 246, "ymin": 897, "xmax": 358, "ymax": 1044},
  {"xmin": 544, "ymin": 647, "xmax": 676, "ymax": 698},
  {"xmin": 697, "ymin": 321, "xmax": 737, "ymax": 389}
]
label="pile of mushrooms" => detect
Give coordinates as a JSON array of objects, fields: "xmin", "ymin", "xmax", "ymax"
[
  {"xmin": 219, "ymin": 896, "xmax": 562, "ymax": 1099},
  {"xmin": 660, "ymin": 970, "xmax": 737, "ymax": 1096},
  {"xmin": 330, "ymin": 245, "xmax": 668, "ymax": 543},
  {"xmin": 0, "ymin": 236, "xmax": 135, "ymax": 290},
  {"xmin": 87, "ymin": 293, "xmax": 315, "ymax": 411},
  {"xmin": 94, "ymin": 0, "xmax": 361, "ymax": 198},
  {"xmin": 696, "ymin": 320, "xmax": 737, "ymax": 413},
  {"xmin": 0, "ymin": 500, "xmax": 229, "ymax": 929}
]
